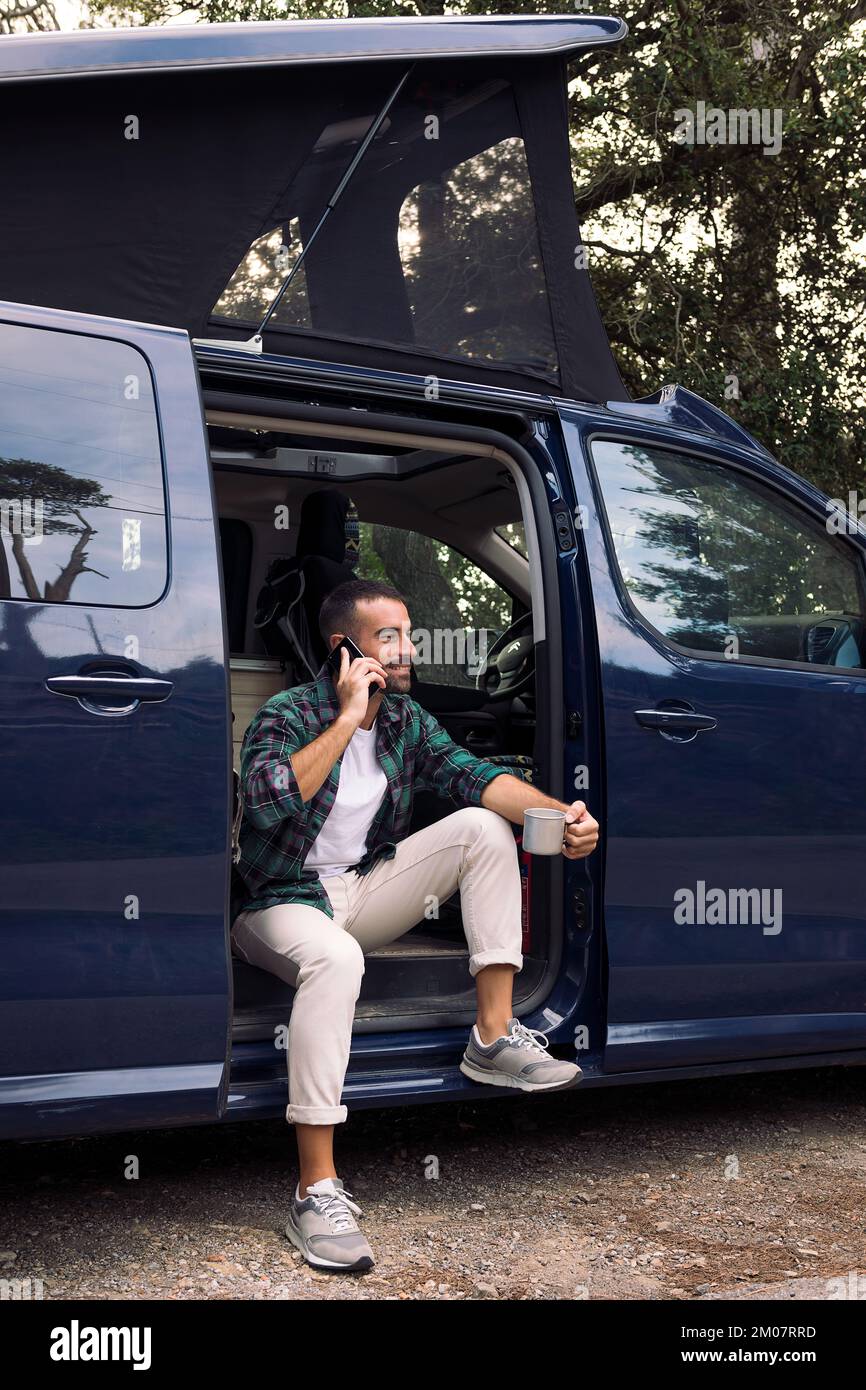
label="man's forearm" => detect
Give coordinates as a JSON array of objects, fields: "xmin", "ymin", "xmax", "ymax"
[
  {"xmin": 479, "ymin": 773, "xmax": 569, "ymax": 825},
  {"xmin": 290, "ymin": 713, "xmax": 358, "ymax": 802}
]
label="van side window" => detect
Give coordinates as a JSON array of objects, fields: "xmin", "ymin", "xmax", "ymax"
[
  {"xmin": 591, "ymin": 439, "xmax": 866, "ymax": 670},
  {"xmin": 0, "ymin": 321, "xmax": 166, "ymax": 607}
]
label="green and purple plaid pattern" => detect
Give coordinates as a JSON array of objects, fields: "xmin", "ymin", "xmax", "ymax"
[{"xmin": 237, "ymin": 668, "xmax": 506, "ymax": 916}]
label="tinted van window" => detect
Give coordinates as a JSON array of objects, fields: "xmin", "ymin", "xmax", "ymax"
[
  {"xmin": 592, "ymin": 439, "xmax": 866, "ymax": 669},
  {"xmin": 0, "ymin": 322, "xmax": 166, "ymax": 607}
]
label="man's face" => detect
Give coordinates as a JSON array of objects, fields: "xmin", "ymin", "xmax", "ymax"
[{"xmin": 332, "ymin": 598, "xmax": 416, "ymax": 694}]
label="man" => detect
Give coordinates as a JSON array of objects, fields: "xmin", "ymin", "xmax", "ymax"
[{"xmin": 233, "ymin": 578, "xmax": 599, "ymax": 1272}]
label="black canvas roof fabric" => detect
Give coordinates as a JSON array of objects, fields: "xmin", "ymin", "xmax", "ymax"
[{"xmin": 0, "ymin": 53, "xmax": 628, "ymax": 402}]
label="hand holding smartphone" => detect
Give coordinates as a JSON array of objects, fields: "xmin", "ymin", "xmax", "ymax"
[{"xmin": 327, "ymin": 635, "xmax": 386, "ymax": 701}]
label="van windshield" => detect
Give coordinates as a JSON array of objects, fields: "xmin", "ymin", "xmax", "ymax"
[{"xmin": 211, "ymin": 65, "xmax": 557, "ymax": 381}]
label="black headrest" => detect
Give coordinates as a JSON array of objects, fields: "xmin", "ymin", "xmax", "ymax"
[{"xmin": 296, "ymin": 489, "xmax": 351, "ymax": 565}]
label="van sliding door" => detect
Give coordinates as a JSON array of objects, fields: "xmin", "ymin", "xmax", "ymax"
[{"xmin": 0, "ymin": 301, "xmax": 231, "ymax": 1138}]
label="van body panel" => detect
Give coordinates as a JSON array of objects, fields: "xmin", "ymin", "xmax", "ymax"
[
  {"xmin": 2, "ymin": 298, "xmax": 865, "ymax": 1137},
  {"xmin": 0, "ymin": 16, "xmax": 628, "ymax": 84},
  {"xmin": 224, "ymin": 1038, "xmax": 866, "ymax": 1126},
  {"xmin": 0, "ymin": 1063, "xmax": 226, "ymax": 1141},
  {"xmin": 559, "ymin": 406, "xmax": 866, "ymax": 1071},
  {"xmin": 0, "ymin": 300, "xmax": 232, "ymax": 1137}
]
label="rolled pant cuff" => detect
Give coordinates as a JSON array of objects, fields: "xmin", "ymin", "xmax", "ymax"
[
  {"xmin": 468, "ymin": 949, "xmax": 524, "ymax": 979},
  {"xmin": 286, "ymin": 1102, "xmax": 348, "ymax": 1125}
]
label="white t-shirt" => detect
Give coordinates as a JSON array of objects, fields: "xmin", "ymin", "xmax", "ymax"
[{"xmin": 305, "ymin": 721, "xmax": 388, "ymax": 879}]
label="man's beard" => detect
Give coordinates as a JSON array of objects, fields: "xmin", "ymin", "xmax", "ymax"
[{"xmin": 383, "ymin": 667, "xmax": 412, "ymax": 694}]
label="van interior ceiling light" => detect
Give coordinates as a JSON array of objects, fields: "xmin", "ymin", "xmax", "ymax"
[{"xmin": 195, "ymin": 65, "xmax": 415, "ymax": 355}]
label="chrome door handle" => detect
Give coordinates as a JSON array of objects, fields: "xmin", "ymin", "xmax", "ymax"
[
  {"xmin": 634, "ymin": 708, "xmax": 717, "ymax": 733},
  {"xmin": 45, "ymin": 672, "xmax": 174, "ymax": 716}
]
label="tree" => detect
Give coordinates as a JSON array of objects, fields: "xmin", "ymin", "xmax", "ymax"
[
  {"xmin": 1, "ymin": 0, "xmax": 60, "ymax": 34},
  {"xmin": 0, "ymin": 458, "xmax": 110, "ymax": 601},
  {"xmin": 566, "ymin": 1, "xmax": 866, "ymax": 498}
]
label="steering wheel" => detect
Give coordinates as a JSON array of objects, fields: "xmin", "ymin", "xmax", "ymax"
[{"xmin": 475, "ymin": 612, "xmax": 535, "ymax": 700}]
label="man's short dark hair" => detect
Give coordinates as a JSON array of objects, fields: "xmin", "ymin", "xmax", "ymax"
[{"xmin": 319, "ymin": 578, "xmax": 407, "ymax": 643}]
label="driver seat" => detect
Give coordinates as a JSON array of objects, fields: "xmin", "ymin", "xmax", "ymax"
[{"xmin": 253, "ymin": 488, "xmax": 360, "ymax": 680}]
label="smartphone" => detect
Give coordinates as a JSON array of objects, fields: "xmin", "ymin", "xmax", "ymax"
[{"xmin": 326, "ymin": 635, "xmax": 384, "ymax": 699}]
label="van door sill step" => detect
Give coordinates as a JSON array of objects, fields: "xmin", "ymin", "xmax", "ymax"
[{"xmin": 231, "ymin": 958, "xmax": 547, "ymax": 1041}]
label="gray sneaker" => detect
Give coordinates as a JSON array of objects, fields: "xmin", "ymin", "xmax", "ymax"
[
  {"xmin": 285, "ymin": 1177, "xmax": 375, "ymax": 1272},
  {"xmin": 459, "ymin": 1016, "xmax": 583, "ymax": 1093}
]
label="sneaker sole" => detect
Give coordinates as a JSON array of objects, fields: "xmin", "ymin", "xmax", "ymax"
[
  {"xmin": 285, "ymin": 1211, "xmax": 375, "ymax": 1272},
  {"xmin": 459, "ymin": 1056, "xmax": 584, "ymax": 1092}
]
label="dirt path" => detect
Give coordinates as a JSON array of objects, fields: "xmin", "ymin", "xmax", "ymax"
[{"xmin": 2, "ymin": 1064, "xmax": 864, "ymax": 1300}]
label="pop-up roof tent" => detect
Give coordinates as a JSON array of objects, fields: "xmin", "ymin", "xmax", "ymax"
[{"xmin": 0, "ymin": 16, "xmax": 629, "ymax": 401}]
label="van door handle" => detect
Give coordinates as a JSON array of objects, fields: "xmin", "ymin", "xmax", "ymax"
[
  {"xmin": 45, "ymin": 673, "xmax": 174, "ymax": 715},
  {"xmin": 634, "ymin": 708, "xmax": 717, "ymax": 733}
]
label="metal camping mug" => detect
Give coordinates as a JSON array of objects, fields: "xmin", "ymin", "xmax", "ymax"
[{"xmin": 522, "ymin": 807, "xmax": 567, "ymax": 855}]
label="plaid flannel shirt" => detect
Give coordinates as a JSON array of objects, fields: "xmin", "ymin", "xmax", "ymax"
[{"xmin": 236, "ymin": 668, "xmax": 507, "ymax": 916}]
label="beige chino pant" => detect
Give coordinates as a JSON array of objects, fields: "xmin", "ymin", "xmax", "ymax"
[{"xmin": 230, "ymin": 806, "xmax": 524, "ymax": 1125}]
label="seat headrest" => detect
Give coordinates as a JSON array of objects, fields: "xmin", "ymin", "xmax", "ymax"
[{"xmin": 296, "ymin": 488, "xmax": 353, "ymax": 565}]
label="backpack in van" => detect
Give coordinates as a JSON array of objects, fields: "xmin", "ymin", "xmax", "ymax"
[{"xmin": 253, "ymin": 557, "xmax": 319, "ymax": 687}]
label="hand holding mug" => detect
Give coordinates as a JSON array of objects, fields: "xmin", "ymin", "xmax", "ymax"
[
  {"xmin": 522, "ymin": 801, "xmax": 599, "ymax": 858},
  {"xmin": 562, "ymin": 800, "xmax": 599, "ymax": 860}
]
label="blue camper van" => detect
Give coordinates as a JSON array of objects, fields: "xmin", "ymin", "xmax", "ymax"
[{"xmin": 0, "ymin": 16, "xmax": 864, "ymax": 1141}]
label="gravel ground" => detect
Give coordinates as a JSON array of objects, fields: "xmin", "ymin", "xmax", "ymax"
[{"xmin": 2, "ymin": 1063, "xmax": 865, "ymax": 1301}]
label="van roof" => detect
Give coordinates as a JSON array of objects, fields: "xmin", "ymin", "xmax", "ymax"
[{"xmin": 0, "ymin": 15, "xmax": 627, "ymax": 82}]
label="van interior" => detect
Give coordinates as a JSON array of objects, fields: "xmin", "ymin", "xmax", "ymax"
[{"xmin": 206, "ymin": 412, "xmax": 558, "ymax": 1042}]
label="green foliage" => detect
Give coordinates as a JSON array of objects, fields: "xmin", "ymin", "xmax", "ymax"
[{"xmin": 566, "ymin": 2, "xmax": 866, "ymax": 500}]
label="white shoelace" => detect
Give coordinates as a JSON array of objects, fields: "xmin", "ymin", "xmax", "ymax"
[
  {"xmin": 305, "ymin": 1185, "xmax": 363, "ymax": 1233},
  {"xmin": 503, "ymin": 1022, "xmax": 551, "ymax": 1056}
]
